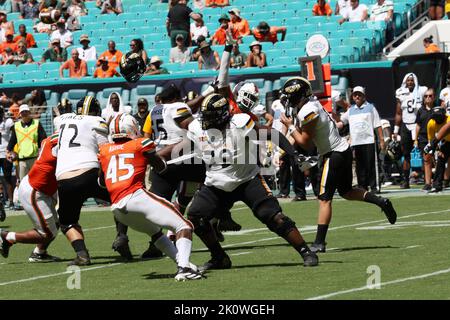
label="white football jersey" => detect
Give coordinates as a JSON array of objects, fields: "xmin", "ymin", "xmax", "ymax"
[
  {"xmin": 297, "ymin": 98, "xmax": 349, "ymax": 156},
  {"xmin": 271, "ymin": 99, "xmax": 286, "ymax": 133},
  {"xmin": 160, "ymin": 102, "xmax": 192, "ymax": 146},
  {"xmin": 439, "ymin": 87, "xmax": 450, "ymax": 114},
  {"xmin": 0, "ymin": 117, "xmax": 14, "ymax": 158},
  {"xmin": 395, "ymin": 86, "xmax": 427, "ymax": 125},
  {"xmin": 187, "ymin": 113, "xmax": 260, "ymax": 192},
  {"xmin": 55, "ymin": 113, "xmax": 109, "ymax": 179}
]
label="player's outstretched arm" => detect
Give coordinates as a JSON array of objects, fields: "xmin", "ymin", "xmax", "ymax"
[
  {"xmin": 436, "ymin": 121, "xmax": 450, "ymax": 142},
  {"xmin": 145, "ymin": 150, "xmax": 167, "ymax": 174}
]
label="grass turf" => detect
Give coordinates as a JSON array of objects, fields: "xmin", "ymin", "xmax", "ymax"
[{"xmin": 1, "ymin": 193, "xmax": 450, "ymax": 300}]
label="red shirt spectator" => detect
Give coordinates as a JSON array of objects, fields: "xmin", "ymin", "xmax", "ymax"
[
  {"xmin": 94, "ymin": 58, "xmax": 120, "ymax": 78},
  {"xmin": 212, "ymin": 13, "xmax": 239, "ymax": 45},
  {"xmin": 60, "ymin": 49, "xmax": 87, "ymax": 78},
  {"xmin": 205, "ymin": 0, "xmax": 229, "ymax": 7},
  {"xmin": 98, "ymin": 40, "xmax": 123, "ymax": 69},
  {"xmin": 0, "ymin": 31, "xmax": 18, "ymax": 53},
  {"xmin": 13, "ymin": 24, "xmax": 36, "ymax": 48},
  {"xmin": 252, "ymin": 22, "xmax": 286, "ymax": 44},
  {"xmin": 313, "ymin": 0, "xmax": 333, "ymax": 16},
  {"xmin": 228, "ymin": 8, "xmax": 250, "ymax": 38}
]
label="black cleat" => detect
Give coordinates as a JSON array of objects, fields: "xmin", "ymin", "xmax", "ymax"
[
  {"xmin": 400, "ymin": 181, "xmax": 410, "ymax": 189},
  {"xmin": 422, "ymin": 184, "xmax": 432, "ymax": 192},
  {"xmin": 0, "ymin": 229, "xmax": 12, "ymax": 258},
  {"xmin": 112, "ymin": 235, "xmax": 133, "ymax": 261},
  {"xmin": 291, "ymin": 195, "xmax": 307, "ymax": 202},
  {"xmin": 301, "ymin": 251, "xmax": 319, "ymax": 267},
  {"xmin": 141, "ymin": 241, "xmax": 164, "ymax": 260},
  {"xmin": 218, "ymin": 216, "xmax": 242, "ymax": 232},
  {"xmin": 199, "ymin": 254, "xmax": 232, "ymax": 272},
  {"xmin": 0, "ymin": 203, "xmax": 5, "ymax": 222},
  {"xmin": 29, "ymin": 251, "xmax": 61, "ymax": 263},
  {"xmin": 427, "ymin": 187, "xmax": 442, "ymax": 194},
  {"xmin": 310, "ymin": 242, "xmax": 326, "ymax": 253},
  {"xmin": 380, "ymin": 198, "xmax": 397, "ymax": 224},
  {"xmin": 68, "ymin": 254, "xmax": 91, "ymax": 266}
]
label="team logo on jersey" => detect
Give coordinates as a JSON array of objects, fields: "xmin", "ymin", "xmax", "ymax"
[{"xmin": 212, "ymin": 97, "xmax": 228, "ymax": 109}]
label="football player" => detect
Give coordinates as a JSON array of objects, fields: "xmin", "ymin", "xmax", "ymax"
[
  {"xmin": 279, "ymin": 77, "xmax": 397, "ymax": 253},
  {"xmin": 55, "ymin": 96, "xmax": 111, "ymax": 266},
  {"xmin": 0, "ymin": 134, "xmax": 60, "ymax": 262},
  {"xmin": 98, "ymin": 113, "xmax": 203, "ymax": 281},
  {"xmin": 393, "ymin": 73, "xmax": 428, "ymax": 189},
  {"xmin": 185, "ymin": 93, "xmax": 319, "ymax": 270}
]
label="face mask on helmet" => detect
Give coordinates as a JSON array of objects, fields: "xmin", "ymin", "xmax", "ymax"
[
  {"xmin": 200, "ymin": 94, "xmax": 230, "ymax": 130},
  {"xmin": 281, "ymin": 77, "xmax": 312, "ymax": 117},
  {"xmin": 237, "ymin": 85, "xmax": 259, "ymax": 112},
  {"xmin": 110, "ymin": 113, "xmax": 141, "ymax": 140},
  {"xmin": 120, "ymin": 52, "xmax": 146, "ymax": 83}
]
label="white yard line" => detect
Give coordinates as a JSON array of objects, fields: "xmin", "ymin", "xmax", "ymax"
[
  {"xmin": 307, "ymin": 267, "xmax": 450, "ymax": 300},
  {"xmin": 230, "ymin": 252, "xmax": 251, "ymax": 256},
  {"xmin": 0, "ymin": 263, "xmax": 121, "ymax": 287}
]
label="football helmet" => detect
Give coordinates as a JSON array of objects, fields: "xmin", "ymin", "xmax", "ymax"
[
  {"xmin": 386, "ymin": 140, "xmax": 402, "ymax": 161},
  {"xmin": 56, "ymin": 98, "xmax": 73, "ymax": 115},
  {"xmin": 280, "ymin": 77, "xmax": 313, "ymax": 117},
  {"xmin": 234, "ymin": 82, "xmax": 260, "ymax": 113},
  {"xmin": 119, "ymin": 52, "xmax": 146, "ymax": 83},
  {"xmin": 76, "ymin": 96, "xmax": 101, "ymax": 116},
  {"xmin": 109, "ymin": 113, "xmax": 141, "ymax": 140},
  {"xmin": 200, "ymin": 93, "xmax": 230, "ymax": 130},
  {"xmin": 431, "ymin": 106, "xmax": 446, "ymax": 124}
]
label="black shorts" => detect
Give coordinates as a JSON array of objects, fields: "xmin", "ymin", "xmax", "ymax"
[
  {"xmin": 418, "ymin": 136, "xmax": 428, "ymax": 154},
  {"xmin": 318, "ymin": 148, "xmax": 353, "ymax": 201},
  {"xmin": 150, "ymin": 163, "xmax": 206, "ymax": 201},
  {"xmin": 400, "ymin": 123, "xmax": 414, "ymax": 158},
  {"xmin": 0, "ymin": 158, "xmax": 12, "ymax": 182},
  {"xmin": 57, "ymin": 168, "xmax": 110, "ymax": 226},
  {"xmin": 430, "ymin": 0, "xmax": 445, "ymax": 7},
  {"xmin": 188, "ymin": 174, "xmax": 281, "ymax": 224}
]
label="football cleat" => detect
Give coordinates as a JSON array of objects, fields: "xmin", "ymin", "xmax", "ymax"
[
  {"xmin": 379, "ymin": 198, "xmax": 397, "ymax": 224},
  {"xmin": 112, "ymin": 235, "xmax": 133, "ymax": 261},
  {"xmin": 0, "ymin": 229, "xmax": 12, "ymax": 258},
  {"xmin": 29, "ymin": 251, "xmax": 61, "ymax": 263},
  {"xmin": 301, "ymin": 251, "xmax": 319, "ymax": 267},
  {"xmin": 400, "ymin": 181, "xmax": 410, "ymax": 189},
  {"xmin": 427, "ymin": 187, "xmax": 442, "ymax": 194},
  {"xmin": 174, "ymin": 267, "xmax": 206, "ymax": 281},
  {"xmin": 141, "ymin": 241, "xmax": 164, "ymax": 260},
  {"xmin": 310, "ymin": 242, "xmax": 326, "ymax": 253},
  {"xmin": 218, "ymin": 216, "xmax": 242, "ymax": 232},
  {"xmin": 67, "ymin": 254, "xmax": 91, "ymax": 266},
  {"xmin": 422, "ymin": 184, "xmax": 432, "ymax": 192},
  {"xmin": 199, "ymin": 254, "xmax": 232, "ymax": 272}
]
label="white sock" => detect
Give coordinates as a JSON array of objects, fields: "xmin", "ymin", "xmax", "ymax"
[
  {"xmin": 5, "ymin": 232, "xmax": 16, "ymax": 243},
  {"xmin": 33, "ymin": 247, "xmax": 46, "ymax": 254},
  {"xmin": 175, "ymin": 237, "xmax": 192, "ymax": 269},
  {"xmin": 154, "ymin": 235, "xmax": 177, "ymax": 261}
]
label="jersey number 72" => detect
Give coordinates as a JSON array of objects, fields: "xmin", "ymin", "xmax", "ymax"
[{"xmin": 106, "ymin": 153, "xmax": 135, "ymax": 183}]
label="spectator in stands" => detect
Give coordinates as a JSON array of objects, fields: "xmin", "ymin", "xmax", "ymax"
[
  {"xmin": 77, "ymin": 34, "xmax": 97, "ymax": 61},
  {"xmin": 0, "ymin": 10, "xmax": 14, "ymax": 42},
  {"xmin": 190, "ymin": 13, "xmax": 208, "ymax": 46},
  {"xmin": 11, "ymin": 40, "xmax": 34, "ymax": 65},
  {"xmin": 59, "ymin": 48, "xmax": 87, "ymax": 78},
  {"xmin": 192, "ymin": 0, "xmax": 204, "ymax": 10},
  {"xmin": 423, "ymin": 35, "xmax": 441, "ymax": 53},
  {"xmin": 415, "ymin": 88, "xmax": 435, "ymax": 191},
  {"xmin": 7, "ymin": 104, "xmax": 47, "ymax": 181},
  {"xmin": 167, "ymin": 0, "xmax": 202, "ymax": 48},
  {"xmin": 370, "ymin": 0, "xmax": 394, "ymax": 43},
  {"xmin": 205, "ymin": 0, "xmax": 229, "ymax": 8},
  {"xmin": 190, "ymin": 46, "xmax": 200, "ymax": 61},
  {"xmin": 251, "ymin": 21, "xmax": 286, "ymax": 44},
  {"xmin": 429, "ymin": 0, "xmax": 445, "ymax": 20},
  {"xmin": 212, "ymin": 13, "xmax": 239, "ymax": 45},
  {"xmin": 197, "ymin": 41, "xmax": 219, "ymax": 70},
  {"xmin": 0, "ymin": 1, "xmax": 12, "ymax": 14},
  {"xmin": 97, "ymin": 0, "xmax": 123, "ymax": 15},
  {"xmin": 39, "ymin": 0, "xmax": 63, "ymax": 11},
  {"xmin": 14, "ymin": 24, "xmax": 36, "ymax": 48},
  {"xmin": 98, "ymin": 40, "xmax": 122, "ymax": 69},
  {"xmin": 246, "ymin": 41, "xmax": 266, "ymax": 68},
  {"xmin": 0, "ymin": 30, "xmax": 18, "ymax": 55},
  {"xmin": 313, "ymin": 0, "xmax": 333, "ymax": 16},
  {"xmin": 133, "ymin": 97, "xmax": 149, "ymax": 133},
  {"xmin": 130, "ymin": 38, "xmax": 149, "ymax": 65},
  {"xmin": 335, "ymin": 0, "xmax": 350, "ymax": 17},
  {"xmin": 20, "ymin": 0, "xmax": 39, "ymax": 19},
  {"xmin": 145, "ymin": 55, "xmax": 169, "ymax": 75},
  {"xmin": 93, "ymin": 56, "xmax": 120, "ymax": 78},
  {"xmin": 50, "ymin": 18, "xmax": 73, "ymax": 48},
  {"xmin": 170, "ymin": 34, "xmax": 190, "ymax": 63},
  {"xmin": 6, "ymin": 93, "xmax": 20, "ymax": 119},
  {"xmin": 339, "ymin": 0, "xmax": 368, "ymax": 23},
  {"xmin": 33, "ymin": 10, "xmax": 56, "ymax": 34},
  {"xmin": 41, "ymin": 38, "xmax": 67, "ymax": 62},
  {"xmin": 0, "ymin": 46, "xmax": 14, "ymax": 64},
  {"xmin": 67, "ymin": 0, "xmax": 87, "ymax": 17},
  {"xmin": 230, "ymin": 43, "xmax": 246, "ymax": 69},
  {"xmin": 229, "ymin": 8, "xmax": 250, "ymax": 38},
  {"xmin": 102, "ymin": 91, "xmax": 129, "ymax": 123},
  {"xmin": 11, "ymin": 0, "xmax": 23, "ymax": 13},
  {"xmin": 20, "ymin": 89, "xmax": 47, "ymax": 117}
]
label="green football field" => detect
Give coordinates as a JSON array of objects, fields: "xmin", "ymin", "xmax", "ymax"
[{"xmin": 1, "ymin": 189, "xmax": 450, "ymax": 300}]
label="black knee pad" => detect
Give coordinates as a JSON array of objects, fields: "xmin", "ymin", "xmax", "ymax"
[
  {"xmin": 266, "ymin": 213, "xmax": 297, "ymax": 238},
  {"xmin": 60, "ymin": 224, "xmax": 81, "ymax": 235},
  {"xmin": 188, "ymin": 215, "xmax": 212, "ymax": 236}
]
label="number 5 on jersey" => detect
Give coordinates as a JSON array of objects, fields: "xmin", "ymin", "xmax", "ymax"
[{"xmin": 106, "ymin": 153, "xmax": 135, "ymax": 183}]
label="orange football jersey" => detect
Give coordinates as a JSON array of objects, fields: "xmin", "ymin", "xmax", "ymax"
[
  {"xmin": 99, "ymin": 138, "xmax": 156, "ymax": 203},
  {"xmin": 28, "ymin": 135, "xmax": 58, "ymax": 196}
]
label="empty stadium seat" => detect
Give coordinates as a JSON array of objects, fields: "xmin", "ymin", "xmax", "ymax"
[
  {"xmin": 61, "ymin": 89, "xmax": 90, "ymax": 106},
  {"xmin": 129, "ymin": 85, "xmax": 161, "ymax": 106}
]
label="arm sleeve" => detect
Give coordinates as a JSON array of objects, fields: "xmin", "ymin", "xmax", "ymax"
[
  {"xmin": 217, "ymin": 44, "xmax": 233, "ymax": 89},
  {"xmin": 7, "ymin": 128, "xmax": 17, "ymax": 152},
  {"xmin": 37, "ymin": 123, "xmax": 47, "ymax": 146}
]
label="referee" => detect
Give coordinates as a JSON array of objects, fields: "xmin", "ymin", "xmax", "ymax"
[{"xmin": 339, "ymin": 86, "xmax": 385, "ymax": 192}]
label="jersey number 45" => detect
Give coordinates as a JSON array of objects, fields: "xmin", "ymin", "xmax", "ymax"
[{"xmin": 106, "ymin": 153, "xmax": 135, "ymax": 183}]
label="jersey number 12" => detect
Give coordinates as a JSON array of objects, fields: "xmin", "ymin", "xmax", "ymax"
[{"xmin": 106, "ymin": 153, "xmax": 135, "ymax": 183}]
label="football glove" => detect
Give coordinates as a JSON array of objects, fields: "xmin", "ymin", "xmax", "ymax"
[
  {"xmin": 294, "ymin": 154, "xmax": 319, "ymax": 172},
  {"xmin": 424, "ymin": 139, "xmax": 438, "ymax": 154}
]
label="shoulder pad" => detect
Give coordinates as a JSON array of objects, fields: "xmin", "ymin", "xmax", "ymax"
[
  {"xmin": 187, "ymin": 118, "xmax": 202, "ymax": 141},
  {"xmin": 298, "ymin": 102, "xmax": 320, "ymax": 126},
  {"xmin": 230, "ymin": 113, "xmax": 253, "ymax": 129}
]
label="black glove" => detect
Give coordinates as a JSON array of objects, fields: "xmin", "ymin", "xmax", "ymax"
[
  {"xmin": 294, "ymin": 153, "xmax": 319, "ymax": 172},
  {"xmin": 424, "ymin": 139, "xmax": 438, "ymax": 154}
]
